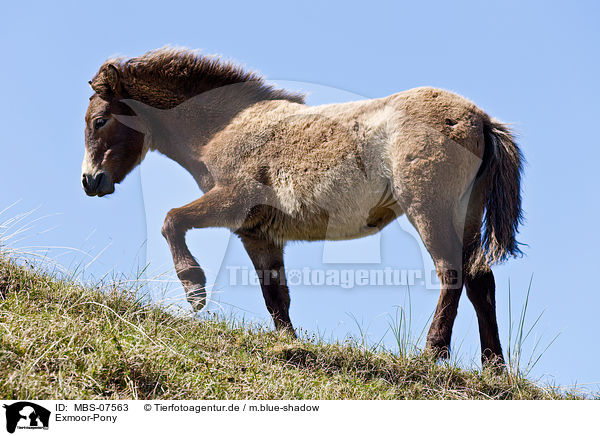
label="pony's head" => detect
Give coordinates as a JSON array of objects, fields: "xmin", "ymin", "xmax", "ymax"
[{"xmin": 82, "ymin": 63, "xmax": 145, "ymax": 197}]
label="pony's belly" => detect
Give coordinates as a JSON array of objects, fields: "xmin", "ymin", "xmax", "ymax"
[
  {"xmin": 278, "ymin": 195, "xmax": 402, "ymax": 242},
  {"xmin": 321, "ymin": 223, "xmax": 383, "ymax": 240},
  {"xmin": 322, "ymin": 208, "xmax": 401, "ymax": 240},
  {"xmin": 271, "ymin": 170, "xmax": 399, "ymax": 242},
  {"xmin": 313, "ymin": 181, "xmax": 401, "ymax": 240},
  {"xmin": 277, "ymin": 218, "xmax": 383, "ymax": 242}
]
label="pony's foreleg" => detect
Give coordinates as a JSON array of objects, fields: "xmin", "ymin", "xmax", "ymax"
[
  {"xmin": 240, "ymin": 236, "xmax": 295, "ymax": 336},
  {"xmin": 161, "ymin": 186, "xmax": 243, "ymax": 311}
]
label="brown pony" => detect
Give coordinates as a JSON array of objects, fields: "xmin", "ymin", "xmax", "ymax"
[{"xmin": 82, "ymin": 48, "xmax": 523, "ymax": 365}]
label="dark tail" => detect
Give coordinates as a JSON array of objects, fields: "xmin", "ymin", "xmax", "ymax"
[{"xmin": 476, "ymin": 117, "xmax": 524, "ymax": 266}]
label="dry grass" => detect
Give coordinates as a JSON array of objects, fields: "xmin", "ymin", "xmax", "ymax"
[{"xmin": 0, "ymin": 256, "xmax": 580, "ymax": 400}]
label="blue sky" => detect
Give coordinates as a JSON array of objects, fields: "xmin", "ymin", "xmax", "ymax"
[{"xmin": 1, "ymin": 1, "xmax": 599, "ymax": 391}]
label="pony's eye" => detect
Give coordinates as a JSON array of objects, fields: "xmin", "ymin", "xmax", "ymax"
[{"xmin": 93, "ymin": 118, "xmax": 108, "ymax": 130}]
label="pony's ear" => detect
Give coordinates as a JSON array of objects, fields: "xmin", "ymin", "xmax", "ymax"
[
  {"xmin": 105, "ymin": 64, "xmax": 121, "ymax": 95},
  {"xmin": 90, "ymin": 64, "xmax": 122, "ymax": 99}
]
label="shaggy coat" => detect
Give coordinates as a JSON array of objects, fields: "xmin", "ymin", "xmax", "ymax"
[{"xmin": 82, "ymin": 48, "xmax": 523, "ymax": 365}]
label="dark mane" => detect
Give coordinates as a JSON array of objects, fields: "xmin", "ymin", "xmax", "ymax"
[{"xmin": 91, "ymin": 47, "xmax": 305, "ymax": 108}]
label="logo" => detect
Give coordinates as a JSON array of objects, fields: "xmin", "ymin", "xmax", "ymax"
[{"xmin": 3, "ymin": 402, "xmax": 50, "ymax": 434}]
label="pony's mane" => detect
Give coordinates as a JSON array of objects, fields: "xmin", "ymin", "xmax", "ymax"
[{"xmin": 92, "ymin": 47, "xmax": 305, "ymax": 108}]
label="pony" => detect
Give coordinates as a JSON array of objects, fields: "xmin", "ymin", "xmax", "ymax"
[{"xmin": 82, "ymin": 48, "xmax": 523, "ymax": 365}]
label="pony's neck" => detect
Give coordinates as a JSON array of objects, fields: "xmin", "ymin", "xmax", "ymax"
[
  {"xmin": 139, "ymin": 82, "xmax": 278, "ymax": 192},
  {"xmin": 108, "ymin": 49, "xmax": 304, "ymax": 191}
]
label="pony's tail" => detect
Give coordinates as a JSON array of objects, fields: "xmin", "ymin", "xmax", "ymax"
[{"xmin": 472, "ymin": 117, "xmax": 524, "ymax": 268}]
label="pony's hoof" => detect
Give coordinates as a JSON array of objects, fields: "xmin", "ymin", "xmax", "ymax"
[
  {"xmin": 428, "ymin": 347, "xmax": 450, "ymax": 360},
  {"xmin": 187, "ymin": 291, "xmax": 206, "ymax": 311},
  {"xmin": 279, "ymin": 326, "xmax": 297, "ymax": 339},
  {"xmin": 482, "ymin": 353, "xmax": 505, "ymax": 372},
  {"xmin": 185, "ymin": 281, "xmax": 207, "ymax": 311},
  {"xmin": 177, "ymin": 267, "xmax": 207, "ymax": 311},
  {"xmin": 425, "ymin": 338, "xmax": 451, "ymax": 360}
]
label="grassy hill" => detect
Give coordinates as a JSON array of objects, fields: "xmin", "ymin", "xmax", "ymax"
[{"xmin": 0, "ymin": 256, "xmax": 577, "ymax": 400}]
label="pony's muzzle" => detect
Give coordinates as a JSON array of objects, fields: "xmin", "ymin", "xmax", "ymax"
[{"xmin": 82, "ymin": 171, "xmax": 115, "ymax": 197}]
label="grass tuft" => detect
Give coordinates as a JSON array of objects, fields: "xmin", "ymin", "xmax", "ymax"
[{"xmin": 0, "ymin": 256, "xmax": 581, "ymax": 400}]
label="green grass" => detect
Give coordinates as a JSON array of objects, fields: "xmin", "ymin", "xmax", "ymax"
[{"xmin": 0, "ymin": 256, "xmax": 580, "ymax": 400}]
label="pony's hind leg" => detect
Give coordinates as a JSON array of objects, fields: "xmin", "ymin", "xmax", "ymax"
[
  {"xmin": 389, "ymin": 113, "xmax": 485, "ymax": 359},
  {"xmin": 463, "ymin": 233, "xmax": 504, "ymax": 365},
  {"xmin": 462, "ymin": 184, "xmax": 505, "ymax": 366},
  {"xmin": 240, "ymin": 235, "xmax": 295, "ymax": 335},
  {"xmin": 424, "ymin": 226, "xmax": 464, "ymax": 359},
  {"xmin": 404, "ymin": 210, "xmax": 465, "ymax": 359},
  {"xmin": 427, "ymin": 287, "xmax": 462, "ymax": 358},
  {"xmin": 465, "ymin": 267, "xmax": 503, "ymax": 365}
]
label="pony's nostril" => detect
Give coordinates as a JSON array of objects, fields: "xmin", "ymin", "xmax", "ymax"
[
  {"xmin": 95, "ymin": 172, "xmax": 105, "ymax": 187},
  {"xmin": 82, "ymin": 173, "xmax": 106, "ymax": 193}
]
